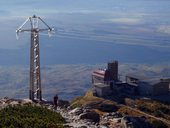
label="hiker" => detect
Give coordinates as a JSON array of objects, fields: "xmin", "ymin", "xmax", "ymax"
[{"xmin": 53, "ymin": 94, "xmax": 58, "ymax": 109}]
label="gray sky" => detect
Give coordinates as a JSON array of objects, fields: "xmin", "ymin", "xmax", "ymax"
[
  {"xmin": 0, "ymin": 0, "xmax": 170, "ymax": 49},
  {"xmin": 0, "ymin": 0, "xmax": 170, "ymax": 48}
]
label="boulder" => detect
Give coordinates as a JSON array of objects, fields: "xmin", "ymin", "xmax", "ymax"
[
  {"xmin": 69, "ymin": 107, "xmax": 83, "ymax": 116},
  {"xmin": 98, "ymin": 104, "xmax": 118, "ymax": 112},
  {"xmin": 121, "ymin": 116, "xmax": 150, "ymax": 128},
  {"xmin": 78, "ymin": 126, "xmax": 88, "ymax": 128},
  {"xmin": 100, "ymin": 125, "xmax": 109, "ymax": 128},
  {"xmin": 63, "ymin": 124, "xmax": 73, "ymax": 128},
  {"xmin": 83, "ymin": 108, "xmax": 91, "ymax": 113},
  {"xmin": 21, "ymin": 99, "xmax": 33, "ymax": 105},
  {"xmin": 79, "ymin": 111, "xmax": 100, "ymax": 123},
  {"xmin": 10, "ymin": 101, "xmax": 19, "ymax": 106},
  {"xmin": 58, "ymin": 100, "xmax": 70, "ymax": 108}
]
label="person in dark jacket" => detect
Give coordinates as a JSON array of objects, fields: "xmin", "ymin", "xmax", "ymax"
[{"xmin": 53, "ymin": 94, "xmax": 58, "ymax": 109}]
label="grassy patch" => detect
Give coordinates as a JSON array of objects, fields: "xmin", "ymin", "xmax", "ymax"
[
  {"xmin": 71, "ymin": 90, "xmax": 104, "ymax": 108},
  {"xmin": 125, "ymin": 98, "xmax": 170, "ymax": 120},
  {"xmin": 71, "ymin": 90, "xmax": 119, "ymax": 112},
  {"xmin": 118, "ymin": 106, "xmax": 169, "ymax": 128},
  {"xmin": 118, "ymin": 106, "xmax": 144, "ymax": 117}
]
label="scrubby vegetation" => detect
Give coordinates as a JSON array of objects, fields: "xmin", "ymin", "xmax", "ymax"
[
  {"xmin": 70, "ymin": 90, "xmax": 106, "ymax": 108},
  {"xmin": 119, "ymin": 101, "xmax": 169, "ymax": 128},
  {"xmin": 71, "ymin": 91, "xmax": 170, "ymax": 127},
  {"xmin": 118, "ymin": 106, "xmax": 144, "ymax": 117},
  {"xmin": 136, "ymin": 100, "xmax": 170, "ymax": 119},
  {"xmin": 150, "ymin": 119, "xmax": 168, "ymax": 128},
  {"xmin": 0, "ymin": 105, "xmax": 64, "ymax": 128},
  {"xmin": 125, "ymin": 98, "xmax": 170, "ymax": 120}
]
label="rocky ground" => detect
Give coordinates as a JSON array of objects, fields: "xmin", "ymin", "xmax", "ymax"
[
  {"xmin": 54, "ymin": 105, "xmax": 151, "ymax": 128},
  {"xmin": 48, "ymin": 99, "xmax": 151, "ymax": 128},
  {"xmin": 56, "ymin": 106, "xmax": 123, "ymax": 128},
  {"xmin": 0, "ymin": 97, "xmax": 152, "ymax": 128}
]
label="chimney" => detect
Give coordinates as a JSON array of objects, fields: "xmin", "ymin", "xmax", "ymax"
[{"xmin": 107, "ymin": 60, "xmax": 118, "ymax": 81}]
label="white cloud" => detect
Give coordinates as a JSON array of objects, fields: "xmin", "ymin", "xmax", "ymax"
[
  {"xmin": 157, "ymin": 25, "xmax": 170, "ymax": 34},
  {"xmin": 102, "ymin": 18, "xmax": 142, "ymax": 25}
]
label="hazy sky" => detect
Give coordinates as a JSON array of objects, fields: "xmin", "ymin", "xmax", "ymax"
[
  {"xmin": 0, "ymin": 0, "xmax": 170, "ymax": 65},
  {"xmin": 0, "ymin": 0, "xmax": 170, "ymax": 49}
]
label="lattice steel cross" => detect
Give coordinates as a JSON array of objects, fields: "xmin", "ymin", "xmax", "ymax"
[{"xmin": 16, "ymin": 15, "xmax": 54, "ymax": 101}]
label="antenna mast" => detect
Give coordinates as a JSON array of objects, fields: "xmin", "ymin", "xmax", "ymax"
[{"xmin": 16, "ymin": 15, "xmax": 53, "ymax": 101}]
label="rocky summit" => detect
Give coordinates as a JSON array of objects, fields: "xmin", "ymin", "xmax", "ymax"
[
  {"xmin": 0, "ymin": 96, "xmax": 153, "ymax": 128},
  {"xmin": 56, "ymin": 105, "xmax": 151, "ymax": 128}
]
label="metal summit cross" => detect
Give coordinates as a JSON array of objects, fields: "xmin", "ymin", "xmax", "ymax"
[{"xmin": 16, "ymin": 15, "xmax": 54, "ymax": 101}]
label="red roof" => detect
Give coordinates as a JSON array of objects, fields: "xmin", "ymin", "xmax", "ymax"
[{"xmin": 92, "ymin": 70, "xmax": 106, "ymax": 78}]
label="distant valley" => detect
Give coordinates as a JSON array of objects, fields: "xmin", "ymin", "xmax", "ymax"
[{"xmin": 0, "ymin": 63, "xmax": 170, "ymax": 100}]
